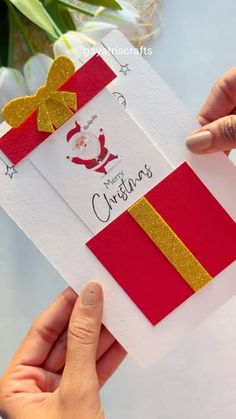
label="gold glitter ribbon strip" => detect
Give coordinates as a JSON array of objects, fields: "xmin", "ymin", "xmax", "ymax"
[
  {"xmin": 128, "ymin": 197, "xmax": 212, "ymax": 292},
  {"xmin": 2, "ymin": 56, "xmax": 77, "ymax": 133}
]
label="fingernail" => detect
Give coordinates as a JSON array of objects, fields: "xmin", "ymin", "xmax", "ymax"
[
  {"xmin": 198, "ymin": 115, "xmax": 209, "ymax": 126},
  {"xmin": 186, "ymin": 131, "xmax": 213, "ymax": 153},
  {"xmin": 62, "ymin": 287, "xmax": 77, "ymax": 302},
  {"xmin": 80, "ymin": 282, "xmax": 102, "ymax": 306}
]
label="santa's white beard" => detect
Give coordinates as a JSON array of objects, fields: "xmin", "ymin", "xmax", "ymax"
[{"xmin": 73, "ymin": 134, "xmax": 101, "ymax": 160}]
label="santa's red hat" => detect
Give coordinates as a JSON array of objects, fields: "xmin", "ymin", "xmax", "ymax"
[{"xmin": 66, "ymin": 121, "xmax": 81, "ymax": 142}]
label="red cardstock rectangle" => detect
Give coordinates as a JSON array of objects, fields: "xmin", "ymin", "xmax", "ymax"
[{"xmin": 87, "ymin": 163, "xmax": 236, "ymax": 325}]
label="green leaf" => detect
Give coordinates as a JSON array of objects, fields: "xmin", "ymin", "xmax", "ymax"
[
  {"xmin": 0, "ymin": 1, "xmax": 9, "ymax": 66},
  {"xmin": 60, "ymin": 6, "xmax": 76, "ymax": 31},
  {"xmin": 7, "ymin": 0, "xmax": 61, "ymax": 38},
  {"xmin": 43, "ymin": 0, "xmax": 75, "ymax": 33},
  {"xmin": 56, "ymin": 0, "xmax": 95, "ymax": 17},
  {"xmin": 77, "ymin": 0, "xmax": 122, "ymax": 10}
]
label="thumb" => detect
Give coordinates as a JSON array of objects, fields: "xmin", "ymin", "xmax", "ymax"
[
  {"xmin": 186, "ymin": 115, "xmax": 236, "ymax": 153},
  {"xmin": 61, "ymin": 282, "xmax": 103, "ymax": 395}
]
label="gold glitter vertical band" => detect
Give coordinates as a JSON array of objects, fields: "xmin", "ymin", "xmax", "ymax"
[{"xmin": 128, "ymin": 197, "xmax": 212, "ymax": 292}]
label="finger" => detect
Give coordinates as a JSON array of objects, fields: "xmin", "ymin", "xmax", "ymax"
[
  {"xmin": 13, "ymin": 287, "xmax": 77, "ymax": 366},
  {"xmin": 97, "ymin": 341, "xmax": 127, "ymax": 388},
  {"xmin": 198, "ymin": 115, "xmax": 210, "ymax": 126},
  {"xmin": 198, "ymin": 67, "xmax": 236, "ymax": 123},
  {"xmin": 231, "ymin": 106, "xmax": 236, "ymax": 115},
  {"xmin": 44, "ymin": 325, "xmax": 115, "ymax": 373},
  {"xmin": 61, "ymin": 282, "xmax": 103, "ymax": 395},
  {"xmin": 96, "ymin": 326, "xmax": 116, "ymax": 360},
  {"xmin": 43, "ymin": 329, "xmax": 68, "ymax": 372},
  {"xmin": 186, "ymin": 115, "xmax": 236, "ymax": 153}
]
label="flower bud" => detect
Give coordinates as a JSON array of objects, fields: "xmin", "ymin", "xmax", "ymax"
[
  {"xmin": 77, "ymin": 21, "xmax": 116, "ymax": 43},
  {"xmin": 53, "ymin": 31, "xmax": 94, "ymax": 68},
  {"xmin": 96, "ymin": 1, "xmax": 139, "ymax": 37},
  {"xmin": 23, "ymin": 53, "xmax": 53, "ymax": 95},
  {"xmin": 0, "ymin": 67, "xmax": 28, "ymax": 118}
]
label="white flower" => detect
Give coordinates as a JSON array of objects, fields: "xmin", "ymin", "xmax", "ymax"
[
  {"xmin": 0, "ymin": 53, "xmax": 53, "ymax": 121},
  {"xmin": 0, "ymin": 67, "xmax": 28, "ymax": 118},
  {"xmin": 23, "ymin": 53, "xmax": 53, "ymax": 95},
  {"xmin": 53, "ymin": 31, "xmax": 95, "ymax": 68},
  {"xmin": 76, "ymin": 21, "xmax": 117, "ymax": 43},
  {"xmin": 96, "ymin": 1, "xmax": 140, "ymax": 38}
]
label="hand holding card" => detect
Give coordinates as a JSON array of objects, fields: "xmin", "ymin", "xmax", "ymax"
[{"xmin": 0, "ymin": 30, "xmax": 235, "ymax": 366}]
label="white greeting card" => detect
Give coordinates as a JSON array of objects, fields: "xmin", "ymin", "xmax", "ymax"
[
  {"xmin": 30, "ymin": 88, "xmax": 171, "ymax": 233},
  {"xmin": 0, "ymin": 31, "xmax": 235, "ymax": 366}
]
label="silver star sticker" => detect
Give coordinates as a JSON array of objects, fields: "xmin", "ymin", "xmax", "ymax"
[
  {"xmin": 119, "ymin": 64, "xmax": 131, "ymax": 76},
  {"xmin": 5, "ymin": 165, "xmax": 17, "ymax": 179}
]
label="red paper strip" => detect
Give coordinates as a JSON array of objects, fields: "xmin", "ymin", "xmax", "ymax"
[
  {"xmin": 87, "ymin": 163, "xmax": 236, "ymax": 325},
  {"xmin": 0, "ymin": 55, "xmax": 116, "ymax": 165}
]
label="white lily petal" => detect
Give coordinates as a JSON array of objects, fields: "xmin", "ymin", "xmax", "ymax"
[
  {"xmin": 96, "ymin": 0, "xmax": 140, "ymax": 37},
  {"xmin": 117, "ymin": 0, "xmax": 140, "ymax": 18},
  {"xmin": 53, "ymin": 31, "xmax": 94, "ymax": 69},
  {"xmin": 0, "ymin": 67, "xmax": 28, "ymax": 117},
  {"xmin": 77, "ymin": 21, "xmax": 117, "ymax": 43},
  {"xmin": 23, "ymin": 53, "xmax": 53, "ymax": 95}
]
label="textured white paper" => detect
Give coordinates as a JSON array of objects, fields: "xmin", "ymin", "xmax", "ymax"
[
  {"xmin": 0, "ymin": 31, "xmax": 235, "ymax": 366},
  {"xmin": 30, "ymin": 88, "xmax": 172, "ymax": 233},
  {"xmin": 95, "ymin": 33, "xmax": 236, "ymax": 221}
]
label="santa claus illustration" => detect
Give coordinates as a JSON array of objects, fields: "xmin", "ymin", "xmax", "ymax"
[{"xmin": 66, "ymin": 122, "xmax": 118, "ymax": 175}]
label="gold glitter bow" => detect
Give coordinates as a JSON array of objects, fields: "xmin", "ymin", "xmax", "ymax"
[{"xmin": 2, "ymin": 56, "xmax": 77, "ymax": 133}]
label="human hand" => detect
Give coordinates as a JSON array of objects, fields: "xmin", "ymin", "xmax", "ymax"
[
  {"xmin": 186, "ymin": 67, "xmax": 236, "ymax": 153},
  {"xmin": 0, "ymin": 283, "xmax": 126, "ymax": 419}
]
